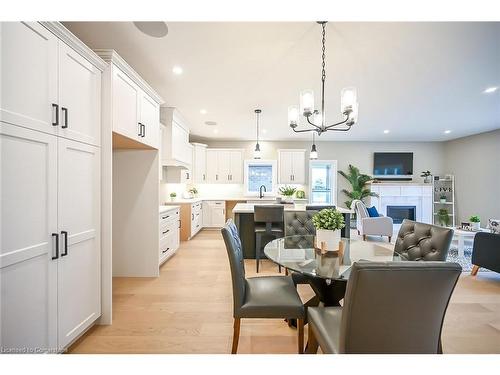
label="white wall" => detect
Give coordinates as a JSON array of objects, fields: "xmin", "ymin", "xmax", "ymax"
[
  {"xmin": 444, "ymin": 129, "xmax": 500, "ymax": 224},
  {"xmin": 181, "ymin": 139, "xmax": 445, "ymax": 208}
]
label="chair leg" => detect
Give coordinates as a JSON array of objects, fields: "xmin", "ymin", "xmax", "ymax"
[
  {"xmin": 255, "ymin": 234, "xmax": 261, "ymax": 273},
  {"xmin": 306, "ymin": 325, "xmax": 319, "ymax": 354},
  {"xmin": 471, "ymin": 265, "xmax": 480, "ymax": 276},
  {"xmin": 297, "ymin": 318, "xmax": 304, "ymax": 354},
  {"xmin": 231, "ymin": 318, "xmax": 241, "ymax": 354},
  {"xmin": 285, "ymin": 268, "xmax": 289, "ymax": 276}
]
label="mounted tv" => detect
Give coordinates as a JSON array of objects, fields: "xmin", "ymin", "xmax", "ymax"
[{"xmin": 373, "ymin": 152, "xmax": 413, "ymax": 179}]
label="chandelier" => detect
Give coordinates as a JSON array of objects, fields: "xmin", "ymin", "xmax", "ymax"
[
  {"xmin": 288, "ymin": 21, "xmax": 359, "ymax": 135},
  {"xmin": 254, "ymin": 109, "xmax": 262, "ymax": 159}
]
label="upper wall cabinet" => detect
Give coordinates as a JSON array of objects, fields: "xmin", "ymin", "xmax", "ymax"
[
  {"xmin": 278, "ymin": 149, "xmax": 306, "ymax": 184},
  {"xmin": 95, "ymin": 49, "xmax": 163, "ymax": 149},
  {"xmin": 206, "ymin": 149, "xmax": 243, "ymax": 184},
  {"xmin": 192, "ymin": 143, "xmax": 208, "ymax": 183},
  {"xmin": 1, "ymin": 22, "xmax": 104, "ymax": 146},
  {"xmin": 160, "ymin": 107, "xmax": 192, "ymax": 168}
]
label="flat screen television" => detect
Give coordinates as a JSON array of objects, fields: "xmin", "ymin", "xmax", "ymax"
[{"xmin": 373, "ymin": 152, "xmax": 413, "ymax": 179}]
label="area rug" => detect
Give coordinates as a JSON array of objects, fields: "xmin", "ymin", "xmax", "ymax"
[{"xmin": 446, "ymin": 246, "xmax": 488, "ymax": 272}]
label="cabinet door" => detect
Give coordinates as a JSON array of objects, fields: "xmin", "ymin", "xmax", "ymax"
[
  {"xmin": 171, "ymin": 121, "xmax": 189, "ymax": 162},
  {"xmin": 279, "ymin": 151, "xmax": 293, "ymax": 184},
  {"xmin": 139, "ymin": 92, "xmax": 159, "ymax": 149},
  {"xmin": 194, "ymin": 146, "xmax": 206, "ymax": 183},
  {"xmin": 112, "ymin": 68, "xmax": 140, "ymax": 140},
  {"xmin": 206, "ymin": 150, "xmax": 219, "ymax": 183},
  {"xmin": 291, "ymin": 151, "xmax": 306, "ymax": 183},
  {"xmin": 229, "ymin": 150, "xmax": 243, "ymax": 183},
  {"xmin": 202, "ymin": 202, "xmax": 211, "ymax": 227},
  {"xmin": 0, "ymin": 124, "xmax": 58, "ymax": 352},
  {"xmin": 57, "ymin": 138, "xmax": 100, "ymax": 349},
  {"xmin": 1, "ymin": 22, "xmax": 58, "ymax": 135},
  {"xmin": 58, "ymin": 42, "xmax": 101, "ymax": 146},
  {"xmin": 218, "ymin": 151, "xmax": 231, "ymax": 183},
  {"xmin": 211, "ymin": 206, "xmax": 226, "ymax": 227}
]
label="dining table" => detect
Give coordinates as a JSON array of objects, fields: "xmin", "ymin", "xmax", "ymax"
[{"xmin": 264, "ymin": 235, "xmax": 406, "ymax": 308}]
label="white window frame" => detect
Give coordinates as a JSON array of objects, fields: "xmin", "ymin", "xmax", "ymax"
[
  {"xmin": 243, "ymin": 159, "xmax": 277, "ymax": 197},
  {"xmin": 308, "ymin": 160, "xmax": 338, "ymax": 205}
]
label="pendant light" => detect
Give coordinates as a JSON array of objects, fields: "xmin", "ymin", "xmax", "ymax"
[
  {"xmin": 254, "ymin": 109, "xmax": 262, "ymax": 159},
  {"xmin": 310, "ymin": 132, "xmax": 318, "ymax": 160}
]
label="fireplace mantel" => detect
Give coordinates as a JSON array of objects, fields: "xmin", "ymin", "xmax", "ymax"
[{"xmin": 369, "ymin": 183, "xmax": 433, "ymax": 225}]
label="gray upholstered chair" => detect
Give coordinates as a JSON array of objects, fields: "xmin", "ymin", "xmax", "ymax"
[
  {"xmin": 254, "ymin": 205, "xmax": 284, "ymax": 273},
  {"xmin": 395, "ymin": 219, "xmax": 454, "ymax": 261},
  {"xmin": 352, "ymin": 199, "xmax": 393, "ymax": 241},
  {"xmin": 306, "ymin": 261, "xmax": 462, "ymax": 354},
  {"xmin": 221, "ymin": 219, "xmax": 305, "ymax": 354},
  {"xmin": 471, "ymin": 232, "xmax": 500, "ymax": 275}
]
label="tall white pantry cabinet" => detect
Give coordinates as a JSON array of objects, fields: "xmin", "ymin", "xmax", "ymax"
[{"xmin": 0, "ymin": 22, "xmax": 106, "ymax": 352}]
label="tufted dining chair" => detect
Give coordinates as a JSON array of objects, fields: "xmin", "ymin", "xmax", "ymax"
[
  {"xmin": 394, "ymin": 219, "xmax": 454, "ymax": 261},
  {"xmin": 221, "ymin": 219, "xmax": 305, "ymax": 354}
]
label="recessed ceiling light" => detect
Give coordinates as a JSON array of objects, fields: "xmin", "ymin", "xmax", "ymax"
[
  {"xmin": 172, "ymin": 66, "xmax": 183, "ymax": 75},
  {"xmin": 213, "ymin": 129, "xmax": 219, "ymax": 134},
  {"xmin": 204, "ymin": 121, "xmax": 217, "ymax": 126},
  {"xmin": 383, "ymin": 130, "xmax": 390, "ymax": 134},
  {"xmin": 444, "ymin": 130, "xmax": 451, "ymax": 134},
  {"xmin": 483, "ymin": 87, "xmax": 498, "ymax": 94},
  {"xmin": 200, "ymin": 109, "xmax": 207, "ymax": 115},
  {"xmin": 262, "ymin": 129, "xmax": 267, "ymax": 134}
]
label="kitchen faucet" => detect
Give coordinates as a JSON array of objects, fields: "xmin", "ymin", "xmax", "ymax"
[{"xmin": 259, "ymin": 185, "xmax": 267, "ymax": 199}]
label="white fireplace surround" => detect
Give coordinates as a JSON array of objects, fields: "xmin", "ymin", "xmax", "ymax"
[{"xmin": 369, "ymin": 183, "xmax": 433, "ymax": 225}]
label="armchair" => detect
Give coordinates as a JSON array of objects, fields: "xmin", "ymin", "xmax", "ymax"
[{"xmin": 352, "ymin": 199, "xmax": 393, "ymax": 242}]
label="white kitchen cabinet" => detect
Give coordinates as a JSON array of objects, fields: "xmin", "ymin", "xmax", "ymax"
[
  {"xmin": 58, "ymin": 42, "xmax": 101, "ymax": 146},
  {"xmin": 164, "ymin": 167, "xmax": 192, "ymax": 184},
  {"xmin": 96, "ymin": 49, "xmax": 163, "ymax": 149},
  {"xmin": 1, "ymin": 22, "xmax": 58, "ymax": 135},
  {"xmin": 0, "ymin": 123, "xmax": 58, "ymax": 353},
  {"xmin": 1, "ymin": 22, "xmax": 101, "ymax": 146},
  {"xmin": 202, "ymin": 201, "xmax": 226, "ymax": 228},
  {"xmin": 192, "ymin": 143, "xmax": 207, "ymax": 183},
  {"xmin": 56, "ymin": 139, "xmax": 101, "ymax": 348},
  {"xmin": 278, "ymin": 149, "xmax": 306, "ymax": 184},
  {"xmin": 1, "ymin": 22, "xmax": 104, "ymax": 353},
  {"xmin": 190, "ymin": 202, "xmax": 203, "ymax": 237},
  {"xmin": 160, "ymin": 107, "xmax": 192, "ymax": 167},
  {"xmin": 205, "ymin": 149, "xmax": 244, "ymax": 183},
  {"xmin": 159, "ymin": 207, "xmax": 180, "ymax": 264}
]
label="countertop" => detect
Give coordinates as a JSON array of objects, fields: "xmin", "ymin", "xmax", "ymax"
[
  {"xmin": 232, "ymin": 203, "xmax": 353, "ymax": 214},
  {"xmin": 159, "ymin": 205, "xmax": 180, "ymax": 213},
  {"xmin": 162, "ymin": 196, "xmax": 308, "ymax": 204}
]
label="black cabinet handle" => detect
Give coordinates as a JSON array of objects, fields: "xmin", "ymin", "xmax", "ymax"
[
  {"xmin": 178, "ymin": 219, "xmax": 181, "ymax": 228},
  {"xmin": 61, "ymin": 107, "xmax": 68, "ymax": 129},
  {"xmin": 161, "ymin": 215, "xmax": 170, "ymax": 219},
  {"xmin": 141, "ymin": 123, "xmax": 145, "ymax": 137},
  {"xmin": 162, "ymin": 248, "xmax": 170, "ymax": 254},
  {"xmin": 162, "ymin": 229, "xmax": 170, "ymax": 235},
  {"xmin": 61, "ymin": 231, "xmax": 68, "ymax": 257},
  {"xmin": 52, "ymin": 104, "xmax": 59, "ymax": 126},
  {"xmin": 192, "ymin": 213, "xmax": 194, "ymax": 220},
  {"xmin": 138, "ymin": 122, "xmax": 142, "ymax": 137},
  {"xmin": 52, "ymin": 233, "xmax": 59, "ymax": 260}
]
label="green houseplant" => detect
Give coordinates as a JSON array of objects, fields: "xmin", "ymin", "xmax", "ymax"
[
  {"xmin": 312, "ymin": 209, "xmax": 345, "ymax": 251},
  {"xmin": 279, "ymin": 185, "xmax": 297, "ymax": 203},
  {"xmin": 169, "ymin": 192, "xmax": 177, "ymax": 202},
  {"xmin": 437, "ymin": 208, "xmax": 450, "ymax": 227},
  {"xmin": 188, "ymin": 187, "xmax": 198, "ymax": 197},
  {"xmin": 420, "ymin": 170, "xmax": 432, "ymax": 183},
  {"xmin": 338, "ymin": 164, "xmax": 378, "ymax": 209},
  {"xmin": 470, "ymin": 215, "xmax": 481, "ymax": 230},
  {"xmin": 439, "ymin": 194, "xmax": 447, "ymax": 203}
]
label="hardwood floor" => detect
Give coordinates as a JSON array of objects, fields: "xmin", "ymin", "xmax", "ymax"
[{"xmin": 69, "ymin": 230, "xmax": 500, "ymax": 354}]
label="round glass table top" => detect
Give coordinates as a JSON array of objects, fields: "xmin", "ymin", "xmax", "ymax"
[{"xmin": 263, "ymin": 235, "xmax": 405, "ymax": 281}]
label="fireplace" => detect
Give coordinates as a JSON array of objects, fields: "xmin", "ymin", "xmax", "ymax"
[{"xmin": 387, "ymin": 205, "xmax": 416, "ymax": 224}]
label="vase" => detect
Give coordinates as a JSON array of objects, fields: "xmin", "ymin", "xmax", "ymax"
[
  {"xmin": 316, "ymin": 229, "xmax": 341, "ymax": 251},
  {"xmin": 471, "ymin": 222, "xmax": 480, "ymax": 231},
  {"xmin": 424, "ymin": 176, "xmax": 431, "ymax": 183},
  {"xmin": 440, "ymin": 198, "xmax": 446, "ymax": 203},
  {"xmin": 170, "ymin": 197, "xmax": 175, "ymax": 202},
  {"xmin": 284, "ymin": 196, "xmax": 294, "ymax": 204}
]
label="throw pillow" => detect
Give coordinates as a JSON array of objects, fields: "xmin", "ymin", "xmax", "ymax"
[{"xmin": 367, "ymin": 206, "xmax": 380, "ymax": 217}]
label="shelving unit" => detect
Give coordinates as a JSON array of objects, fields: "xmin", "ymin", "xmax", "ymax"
[{"xmin": 432, "ymin": 175, "xmax": 455, "ymax": 227}]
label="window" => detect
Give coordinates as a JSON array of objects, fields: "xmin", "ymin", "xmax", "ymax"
[
  {"xmin": 309, "ymin": 160, "xmax": 337, "ymax": 205},
  {"xmin": 244, "ymin": 160, "xmax": 277, "ymax": 196}
]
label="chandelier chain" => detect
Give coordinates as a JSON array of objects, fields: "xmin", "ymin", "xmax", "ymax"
[{"xmin": 321, "ymin": 22, "xmax": 326, "ymax": 83}]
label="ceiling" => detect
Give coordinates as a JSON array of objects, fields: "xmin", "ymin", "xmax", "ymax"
[{"xmin": 64, "ymin": 22, "xmax": 500, "ymax": 142}]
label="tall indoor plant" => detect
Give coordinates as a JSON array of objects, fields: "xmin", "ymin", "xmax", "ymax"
[
  {"xmin": 312, "ymin": 208, "xmax": 345, "ymax": 251},
  {"xmin": 338, "ymin": 164, "xmax": 378, "ymax": 209}
]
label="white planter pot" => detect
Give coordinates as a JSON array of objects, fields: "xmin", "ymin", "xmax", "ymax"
[
  {"xmin": 316, "ymin": 229, "xmax": 341, "ymax": 251},
  {"xmin": 284, "ymin": 196, "xmax": 294, "ymax": 204},
  {"xmin": 440, "ymin": 198, "xmax": 446, "ymax": 203},
  {"xmin": 471, "ymin": 222, "xmax": 480, "ymax": 231}
]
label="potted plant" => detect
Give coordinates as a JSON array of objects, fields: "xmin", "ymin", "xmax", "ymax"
[
  {"xmin": 312, "ymin": 208, "xmax": 346, "ymax": 251},
  {"xmin": 439, "ymin": 194, "xmax": 447, "ymax": 203},
  {"xmin": 295, "ymin": 190, "xmax": 306, "ymax": 199},
  {"xmin": 437, "ymin": 208, "xmax": 450, "ymax": 227},
  {"xmin": 169, "ymin": 192, "xmax": 177, "ymax": 202},
  {"xmin": 421, "ymin": 170, "xmax": 432, "ymax": 183},
  {"xmin": 470, "ymin": 215, "xmax": 481, "ymax": 231},
  {"xmin": 279, "ymin": 185, "xmax": 297, "ymax": 203},
  {"xmin": 188, "ymin": 187, "xmax": 198, "ymax": 198}
]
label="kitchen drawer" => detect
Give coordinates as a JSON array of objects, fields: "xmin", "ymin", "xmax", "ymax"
[
  {"xmin": 160, "ymin": 219, "xmax": 179, "ymax": 240},
  {"xmin": 191, "ymin": 202, "xmax": 202, "ymax": 213},
  {"xmin": 160, "ymin": 209, "xmax": 179, "ymax": 226},
  {"xmin": 159, "ymin": 235, "xmax": 175, "ymax": 263}
]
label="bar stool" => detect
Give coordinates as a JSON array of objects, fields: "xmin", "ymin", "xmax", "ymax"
[{"xmin": 254, "ymin": 205, "xmax": 284, "ymax": 273}]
